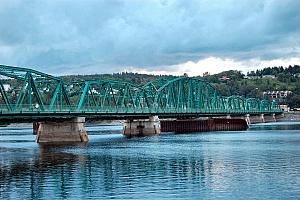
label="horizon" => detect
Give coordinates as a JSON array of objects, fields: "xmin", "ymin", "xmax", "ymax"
[{"xmin": 51, "ymin": 63, "xmax": 300, "ymax": 77}]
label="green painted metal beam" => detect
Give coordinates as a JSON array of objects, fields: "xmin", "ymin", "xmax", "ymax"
[{"xmin": 0, "ymin": 65, "xmax": 283, "ymax": 118}]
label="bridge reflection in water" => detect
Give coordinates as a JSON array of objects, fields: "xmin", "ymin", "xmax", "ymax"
[{"xmin": 0, "ymin": 141, "xmax": 221, "ymax": 199}]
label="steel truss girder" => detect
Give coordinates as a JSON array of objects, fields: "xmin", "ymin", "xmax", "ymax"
[{"xmin": 0, "ymin": 65, "xmax": 282, "ymax": 116}]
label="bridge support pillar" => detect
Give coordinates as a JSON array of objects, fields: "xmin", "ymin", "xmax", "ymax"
[
  {"xmin": 123, "ymin": 116, "xmax": 161, "ymax": 137},
  {"xmin": 248, "ymin": 114, "xmax": 265, "ymax": 124},
  {"xmin": 36, "ymin": 117, "xmax": 88, "ymax": 143},
  {"xmin": 245, "ymin": 114, "xmax": 251, "ymax": 125},
  {"xmin": 260, "ymin": 114, "xmax": 265, "ymax": 123},
  {"xmin": 273, "ymin": 114, "xmax": 277, "ymax": 122},
  {"xmin": 33, "ymin": 122, "xmax": 40, "ymax": 135}
]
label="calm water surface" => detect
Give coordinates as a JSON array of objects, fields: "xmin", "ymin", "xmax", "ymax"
[{"xmin": 0, "ymin": 121, "xmax": 300, "ymax": 199}]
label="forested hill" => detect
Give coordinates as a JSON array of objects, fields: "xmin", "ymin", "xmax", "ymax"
[
  {"xmin": 200, "ymin": 65, "xmax": 300, "ymax": 107},
  {"xmin": 247, "ymin": 65, "xmax": 300, "ymax": 77},
  {"xmin": 61, "ymin": 72, "xmax": 173, "ymax": 85},
  {"xmin": 60, "ymin": 65, "xmax": 300, "ymax": 107}
]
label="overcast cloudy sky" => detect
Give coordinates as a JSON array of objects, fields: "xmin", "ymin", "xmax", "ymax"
[{"xmin": 0, "ymin": 0, "xmax": 300, "ymax": 76}]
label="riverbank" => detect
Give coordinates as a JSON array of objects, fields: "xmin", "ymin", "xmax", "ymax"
[{"xmin": 280, "ymin": 112, "xmax": 300, "ymax": 121}]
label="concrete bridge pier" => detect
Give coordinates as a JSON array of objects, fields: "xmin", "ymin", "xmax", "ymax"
[
  {"xmin": 241, "ymin": 114, "xmax": 277, "ymax": 124},
  {"xmin": 33, "ymin": 122, "xmax": 40, "ymax": 135},
  {"xmin": 260, "ymin": 114, "xmax": 265, "ymax": 123},
  {"xmin": 35, "ymin": 117, "xmax": 88, "ymax": 143},
  {"xmin": 123, "ymin": 116, "xmax": 161, "ymax": 137},
  {"xmin": 246, "ymin": 114, "xmax": 265, "ymax": 124},
  {"xmin": 245, "ymin": 114, "xmax": 251, "ymax": 125}
]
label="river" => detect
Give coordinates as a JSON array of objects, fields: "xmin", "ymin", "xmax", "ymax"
[{"xmin": 0, "ymin": 121, "xmax": 300, "ymax": 199}]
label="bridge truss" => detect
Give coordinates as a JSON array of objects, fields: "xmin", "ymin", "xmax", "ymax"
[{"xmin": 0, "ymin": 65, "xmax": 282, "ymax": 120}]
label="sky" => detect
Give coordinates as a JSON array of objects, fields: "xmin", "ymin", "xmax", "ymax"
[{"xmin": 0, "ymin": 0, "xmax": 300, "ymax": 76}]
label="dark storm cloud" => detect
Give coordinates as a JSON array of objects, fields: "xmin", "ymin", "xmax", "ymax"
[{"xmin": 0, "ymin": 0, "xmax": 299, "ymax": 74}]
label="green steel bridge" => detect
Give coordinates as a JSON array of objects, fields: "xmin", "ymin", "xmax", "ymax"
[{"xmin": 0, "ymin": 65, "xmax": 282, "ymax": 121}]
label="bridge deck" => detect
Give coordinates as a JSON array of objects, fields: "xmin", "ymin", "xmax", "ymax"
[{"xmin": 0, "ymin": 110, "xmax": 283, "ymax": 122}]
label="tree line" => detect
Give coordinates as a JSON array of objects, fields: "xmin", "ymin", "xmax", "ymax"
[{"xmin": 247, "ymin": 65, "xmax": 300, "ymax": 77}]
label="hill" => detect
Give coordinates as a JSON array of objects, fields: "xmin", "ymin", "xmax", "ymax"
[{"xmin": 59, "ymin": 65, "xmax": 300, "ymax": 108}]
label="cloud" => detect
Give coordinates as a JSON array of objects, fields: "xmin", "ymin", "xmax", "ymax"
[
  {"xmin": 0, "ymin": 0, "xmax": 299, "ymax": 75},
  {"xmin": 125, "ymin": 56, "xmax": 300, "ymax": 76}
]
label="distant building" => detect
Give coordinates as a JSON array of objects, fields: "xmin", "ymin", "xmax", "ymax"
[
  {"xmin": 3, "ymin": 84, "xmax": 10, "ymax": 91},
  {"xmin": 245, "ymin": 75, "xmax": 258, "ymax": 79},
  {"xmin": 245, "ymin": 75, "xmax": 276, "ymax": 79},
  {"xmin": 66, "ymin": 85, "xmax": 74, "ymax": 91},
  {"xmin": 43, "ymin": 87, "xmax": 50, "ymax": 93},
  {"xmin": 110, "ymin": 89, "xmax": 119, "ymax": 94},
  {"xmin": 262, "ymin": 75, "xmax": 276, "ymax": 79},
  {"xmin": 203, "ymin": 72, "xmax": 210, "ymax": 77},
  {"xmin": 218, "ymin": 76, "xmax": 230, "ymax": 81},
  {"xmin": 90, "ymin": 88, "xmax": 99, "ymax": 94},
  {"xmin": 294, "ymin": 73, "xmax": 300, "ymax": 77},
  {"xmin": 263, "ymin": 91, "xmax": 292, "ymax": 100},
  {"xmin": 279, "ymin": 104, "xmax": 289, "ymax": 111},
  {"xmin": 291, "ymin": 108, "xmax": 300, "ymax": 111}
]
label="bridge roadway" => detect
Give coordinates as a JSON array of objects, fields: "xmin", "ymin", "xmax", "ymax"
[
  {"xmin": 0, "ymin": 65, "xmax": 283, "ymax": 142},
  {"xmin": 0, "ymin": 109, "xmax": 282, "ymax": 122}
]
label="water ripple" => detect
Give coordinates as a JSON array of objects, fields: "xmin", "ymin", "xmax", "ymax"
[{"xmin": 0, "ymin": 123, "xmax": 300, "ymax": 199}]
